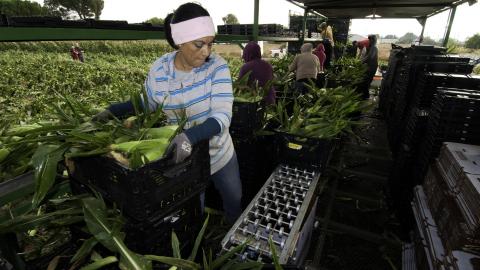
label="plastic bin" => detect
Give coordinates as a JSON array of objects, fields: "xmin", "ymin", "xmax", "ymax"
[
  {"xmin": 124, "ymin": 195, "xmax": 203, "ymax": 255},
  {"xmin": 231, "ymin": 100, "xmax": 264, "ymax": 132},
  {"xmin": 275, "ymin": 131, "xmax": 333, "ymax": 171},
  {"xmin": 68, "ymin": 140, "xmax": 210, "ymax": 222}
]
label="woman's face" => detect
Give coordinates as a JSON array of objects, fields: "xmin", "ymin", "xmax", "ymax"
[{"xmin": 179, "ymin": 36, "xmax": 215, "ymax": 68}]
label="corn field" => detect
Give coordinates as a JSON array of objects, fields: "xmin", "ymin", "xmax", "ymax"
[{"xmin": 0, "ymin": 41, "xmax": 244, "ymax": 123}]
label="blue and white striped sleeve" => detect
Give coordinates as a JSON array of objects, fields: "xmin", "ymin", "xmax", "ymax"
[
  {"xmin": 209, "ymin": 57, "xmax": 234, "ymax": 131},
  {"xmin": 143, "ymin": 62, "xmax": 166, "ymax": 112}
]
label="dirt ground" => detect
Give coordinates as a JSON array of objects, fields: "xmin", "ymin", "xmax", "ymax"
[{"xmin": 214, "ymin": 42, "xmax": 394, "ymax": 60}]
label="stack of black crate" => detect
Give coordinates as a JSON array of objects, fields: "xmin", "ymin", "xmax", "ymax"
[
  {"xmin": 413, "ymin": 88, "xmax": 480, "ymax": 182},
  {"xmin": 378, "ymin": 45, "xmax": 477, "ymax": 226},
  {"xmin": 217, "ymin": 24, "xmax": 283, "ymax": 36},
  {"xmin": 233, "ymin": 101, "xmax": 277, "ymax": 209},
  {"xmin": 68, "ymin": 141, "xmax": 211, "ymax": 256},
  {"xmin": 409, "ymin": 142, "xmax": 480, "ymax": 270}
]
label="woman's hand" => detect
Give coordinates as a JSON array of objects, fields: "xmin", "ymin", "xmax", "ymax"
[{"xmin": 166, "ymin": 133, "xmax": 192, "ymax": 164}]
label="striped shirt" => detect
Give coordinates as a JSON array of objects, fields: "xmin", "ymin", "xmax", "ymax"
[{"xmin": 144, "ymin": 51, "xmax": 234, "ymax": 174}]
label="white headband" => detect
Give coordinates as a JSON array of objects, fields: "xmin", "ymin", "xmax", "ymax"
[{"xmin": 170, "ymin": 16, "xmax": 216, "ymax": 45}]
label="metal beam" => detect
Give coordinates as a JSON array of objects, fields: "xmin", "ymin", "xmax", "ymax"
[
  {"xmin": 427, "ymin": 0, "xmax": 470, "ymax": 17},
  {"xmin": 0, "ymin": 27, "xmax": 164, "ymax": 41},
  {"xmin": 286, "ymin": 0, "xmax": 327, "ymax": 18},
  {"xmin": 443, "ymin": 6, "xmax": 457, "ymax": 47},
  {"xmin": 253, "ymin": 0, "xmax": 259, "ymax": 42},
  {"xmin": 307, "ymin": 3, "xmax": 450, "ymax": 9},
  {"xmin": 300, "ymin": 8, "xmax": 308, "ymax": 43},
  {"xmin": 418, "ymin": 17, "xmax": 427, "ymax": 43}
]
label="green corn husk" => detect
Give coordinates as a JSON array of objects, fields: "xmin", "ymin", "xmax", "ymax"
[
  {"xmin": 111, "ymin": 138, "xmax": 169, "ymax": 154},
  {"xmin": 114, "ymin": 135, "xmax": 131, "ymax": 144},
  {"xmin": 0, "ymin": 148, "xmax": 10, "ymax": 163},
  {"xmin": 5, "ymin": 124, "xmax": 42, "ymax": 136},
  {"xmin": 110, "ymin": 138, "xmax": 170, "ymax": 164},
  {"xmin": 143, "ymin": 125, "xmax": 178, "ymax": 140}
]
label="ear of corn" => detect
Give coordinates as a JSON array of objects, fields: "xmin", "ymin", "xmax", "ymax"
[
  {"xmin": 143, "ymin": 125, "xmax": 178, "ymax": 140},
  {"xmin": 0, "ymin": 148, "xmax": 10, "ymax": 163},
  {"xmin": 110, "ymin": 138, "xmax": 170, "ymax": 159}
]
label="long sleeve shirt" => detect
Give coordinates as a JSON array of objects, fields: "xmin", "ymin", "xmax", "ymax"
[
  {"xmin": 321, "ymin": 26, "xmax": 334, "ymax": 46},
  {"xmin": 144, "ymin": 52, "xmax": 234, "ymax": 174},
  {"xmin": 238, "ymin": 59, "xmax": 276, "ymax": 104},
  {"xmin": 289, "ymin": 53, "xmax": 320, "ymax": 81}
]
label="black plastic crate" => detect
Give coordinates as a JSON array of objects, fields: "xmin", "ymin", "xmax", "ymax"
[
  {"xmin": 0, "ymin": 14, "xmax": 8, "ymax": 26},
  {"xmin": 84, "ymin": 19, "xmax": 128, "ymax": 29},
  {"xmin": 68, "ymin": 140, "xmax": 210, "ymax": 222},
  {"xmin": 274, "ymin": 131, "xmax": 333, "ymax": 170},
  {"xmin": 217, "ymin": 25, "xmax": 228, "ymax": 34},
  {"xmin": 124, "ymin": 195, "xmax": 203, "ymax": 255},
  {"xmin": 231, "ymin": 100, "xmax": 264, "ymax": 132},
  {"xmin": 58, "ymin": 20, "xmax": 91, "ymax": 28},
  {"xmin": 7, "ymin": 16, "xmax": 62, "ymax": 27}
]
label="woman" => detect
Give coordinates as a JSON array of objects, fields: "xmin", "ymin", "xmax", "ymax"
[
  {"xmin": 238, "ymin": 41, "xmax": 276, "ymax": 104},
  {"xmin": 288, "ymin": 43, "xmax": 320, "ymax": 94},
  {"xmin": 95, "ymin": 3, "xmax": 241, "ymax": 223},
  {"xmin": 358, "ymin": 34, "xmax": 378, "ymax": 99},
  {"xmin": 313, "ymin": 43, "xmax": 326, "ymax": 88},
  {"xmin": 313, "ymin": 43, "xmax": 326, "ymax": 72}
]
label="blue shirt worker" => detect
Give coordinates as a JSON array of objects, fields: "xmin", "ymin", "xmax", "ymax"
[{"xmin": 94, "ymin": 2, "xmax": 242, "ymax": 224}]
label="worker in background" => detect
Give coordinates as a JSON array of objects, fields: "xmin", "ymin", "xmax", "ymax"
[
  {"xmin": 289, "ymin": 43, "xmax": 321, "ymax": 94},
  {"xmin": 358, "ymin": 34, "xmax": 378, "ymax": 99},
  {"xmin": 74, "ymin": 43, "xmax": 84, "ymax": 62},
  {"xmin": 356, "ymin": 38, "xmax": 370, "ymax": 59},
  {"xmin": 238, "ymin": 41, "xmax": 276, "ymax": 104},
  {"xmin": 313, "ymin": 43, "xmax": 326, "ymax": 87},
  {"xmin": 318, "ymin": 22, "xmax": 334, "ymax": 67},
  {"xmin": 313, "ymin": 43, "xmax": 326, "ymax": 72},
  {"xmin": 70, "ymin": 45, "xmax": 79, "ymax": 61},
  {"xmin": 93, "ymin": 2, "xmax": 242, "ymax": 224},
  {"xmin": 318, "ymin": 22, "xmax": 334, "ymax": 46}
]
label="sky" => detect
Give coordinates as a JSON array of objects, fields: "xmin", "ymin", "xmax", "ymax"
[{"xmin": 31, "ymin": 0, "xmax": 480, "ymax": 41}]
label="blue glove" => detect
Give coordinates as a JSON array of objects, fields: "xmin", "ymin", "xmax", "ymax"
[{"xmin": 166, "ymin": 133, "xmax": 193, "ymax": 164}]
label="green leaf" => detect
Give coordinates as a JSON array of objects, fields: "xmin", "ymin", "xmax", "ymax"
[
  {"xmin": 268, "ymin": 236, "xmax": 282, "ymax": 270},
  {"xmin": 144, "ymin": 255, "xmax": 200, "ymax": 270},
  {"xmin": 219, "ymin": 259, "xmax": 236, "ymax": 270},
  {"xmin": 47, "ymin": 255, "xmax": 61, "ymax": 270},
  {"xmin": 80, "ymin": 256, "xmax": 118, "ymax": 270},
  {"xmin": 172, "ymin": 231, "xmax": 181, "ymax": 259},
  {"xmin": 82, "ymin": 197, "xmax": 150, "ymax": 270},
  {"xmin": 31, "ymin": 144, "xmax": 68, "ymax": 208},
  {"xmin": 0, "ymin": 208, "xmax": 82, "ymax": 234},
  {"xmin": 211, "ymin": 241, "xmax": 249, "ymax": 270},
  {"xmin": 229, "ymin": 261, "xmax": 264, "ymax": 270},
  {"xmin": 70, "ymin": 237, "xmax": 98, "ymax": 263},
  {"xmin": 202, "ymin": 249, "xmax": 210, "ymax": 270},
  {"xmin": 189, "ymin": 215, "xmax": 209, "ymax": 261}
]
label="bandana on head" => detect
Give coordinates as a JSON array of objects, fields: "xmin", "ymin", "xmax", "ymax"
[{"xmin": 171, "ymin": 16, "xmax": 216, "ymax": 45}]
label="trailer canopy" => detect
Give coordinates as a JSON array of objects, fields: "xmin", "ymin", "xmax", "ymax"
[{"xmin": 294, "ymin": 0, "xmax": 475, "ymax": 18}]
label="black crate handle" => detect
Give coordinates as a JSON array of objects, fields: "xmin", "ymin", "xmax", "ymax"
[{"xmin": 163, "ymin": 158, "xmax": 192, "ymax": 178}]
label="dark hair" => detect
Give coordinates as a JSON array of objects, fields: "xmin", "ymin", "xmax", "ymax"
[{"xmin": 164, "ymin": 3, "xmax": 210, "ymax": 49}]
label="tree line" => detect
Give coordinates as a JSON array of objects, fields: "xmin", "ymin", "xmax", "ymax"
[
  {"xmin": 0, "ymin": 0, "xmax": 103, "ymax": 19},
  {"xmin": 382, "ymin": 32, "xmax": 480, "ymax": 49}
]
